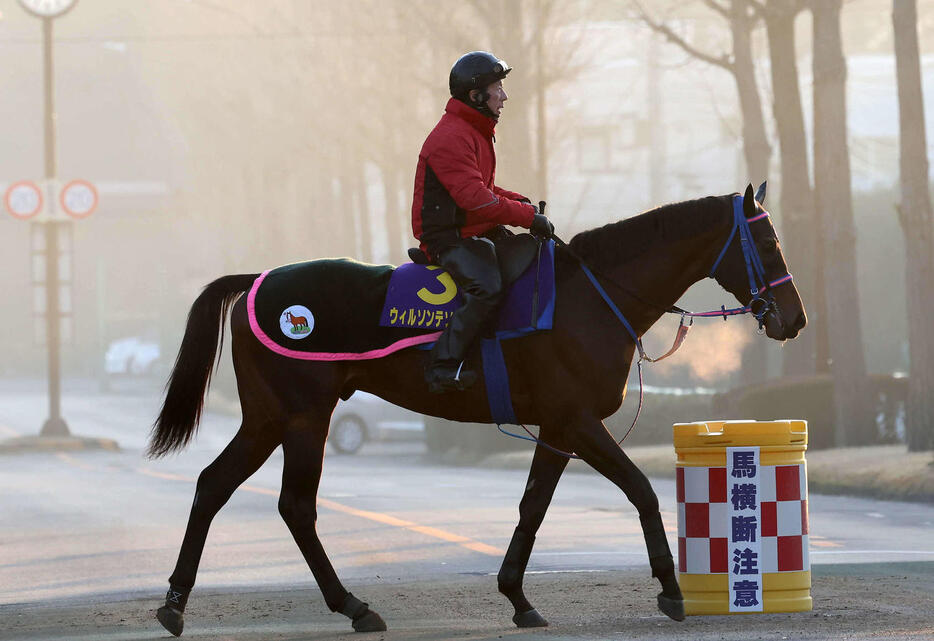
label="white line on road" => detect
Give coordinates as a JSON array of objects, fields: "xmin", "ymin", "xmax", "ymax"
[{"xmin": 486, "ymin": 569, "xmax": 610, "ymax": 576}]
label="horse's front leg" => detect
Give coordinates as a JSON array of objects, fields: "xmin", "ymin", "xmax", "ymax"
[
  {"xmin": 498, "ymin": 426, "xmax": 570, "ymax": 628},
  {"xmin": 567, "ymin": 416, "xmax": 685, "ymax": 621}
]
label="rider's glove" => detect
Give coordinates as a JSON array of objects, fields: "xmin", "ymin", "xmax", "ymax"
[{"xmin": 530, "ymin": 213, "xmax": 555, "ymax": 238}]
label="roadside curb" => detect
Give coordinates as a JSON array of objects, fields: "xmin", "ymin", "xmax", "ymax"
[
  {"xmin": 478, "ymin": 445, "xmax": 934, "ymax": 505},
  {"xmin": 0, "ymin": 435, "xmax": 120, "ymax": 454}
]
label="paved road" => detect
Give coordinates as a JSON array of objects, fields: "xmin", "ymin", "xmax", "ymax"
[
  {"xmin": 2, "ymin": 380, "xmax": 933, "ymax": 602},
  {"xmin": 1, "ymin": 380, "xmax": 933, "ymax": 640}
]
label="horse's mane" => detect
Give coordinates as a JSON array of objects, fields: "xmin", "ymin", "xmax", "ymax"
[{"xmin": 566, "ymin": 195, "xmax": 729, "ymax": 271}]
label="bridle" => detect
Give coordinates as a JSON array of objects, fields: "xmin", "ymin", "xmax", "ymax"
[
  {"xmin": 703, "ymin": 194, "xmax": 794, "ymax": 330},
  {"xmin": 566, "ymin": 194, "xmax": 795, "ymax": 362},
  {"xmin": 497, "ymin": 194, "xmax": 795, "ymax": 459}
]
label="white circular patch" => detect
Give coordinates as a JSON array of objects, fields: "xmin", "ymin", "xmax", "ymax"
[{"xmin": 279, "ymin": 305, "xmax": 314, "ymax": 339}]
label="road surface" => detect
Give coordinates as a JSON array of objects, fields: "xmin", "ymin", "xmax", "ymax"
[{"xmin": 1, "ymin": 379, "xmax": 932, "ymax": 640}]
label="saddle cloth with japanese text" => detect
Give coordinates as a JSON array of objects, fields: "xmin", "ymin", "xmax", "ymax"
[{"xmin": 246, "ymin": 242, "xmax": 554, "ymax": 361}]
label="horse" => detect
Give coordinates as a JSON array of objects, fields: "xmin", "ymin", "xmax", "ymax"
[
  {"xmin": 148, "ymin": 184, "xmax": 805, "ymax": 636},
  {"xmin": 283, "ymin": 310, "xmax": 310, "ymax": 331}
]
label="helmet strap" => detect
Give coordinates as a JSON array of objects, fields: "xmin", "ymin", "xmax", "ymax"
[{"xmin": 466, "ymin": 89, "xmax": 497, "ymax": 120}]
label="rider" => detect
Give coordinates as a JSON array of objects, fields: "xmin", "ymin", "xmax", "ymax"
[{"xmin": 412, "ymin": 51, "xmax": 555, "ymax": 394}]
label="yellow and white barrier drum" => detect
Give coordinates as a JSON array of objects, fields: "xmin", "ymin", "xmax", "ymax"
[{"xmin": 673, "ymin": 420, "xmax": 812, "ymax": 615}]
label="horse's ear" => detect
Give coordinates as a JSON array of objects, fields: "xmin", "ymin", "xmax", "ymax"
[
  {"xmin": 755, "ymin": 180, "xmax": 767, "ymax": 205},
  {"xmin": 743, "ymin": 184, "xmax": 756, "ymax": 218}
]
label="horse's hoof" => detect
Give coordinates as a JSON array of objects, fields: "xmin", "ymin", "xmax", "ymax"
[
  {"xmin": 156, "ymin": 605, "xmax": 184, "ymax": 637},
  {"xmin": 513, "ymin": 608, "xmax": 548, "ymax": 628},
  {"xmin": 352, "ymin": 610, "xmax": 387, "ymax": 632},
  {"xmin": 657, "ymin": 593, "xmax": 685, "ymax": 621}
]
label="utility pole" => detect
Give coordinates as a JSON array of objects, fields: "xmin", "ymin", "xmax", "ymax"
[
  {"xmin": 38, "ymin": 13, "xmax": 68, "ymax": 436},
  {"xmin": 4, "ymin": 0, "xmax": 117, "ymax": 452}
]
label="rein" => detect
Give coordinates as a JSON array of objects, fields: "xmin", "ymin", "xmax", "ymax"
[{"xmin": 497, "ymin": 195, "xmax": 794, "ymax": 460}]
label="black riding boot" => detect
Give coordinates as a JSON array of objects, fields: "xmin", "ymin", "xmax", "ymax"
[{"xmin": 425, "ymin": 239, "xmax": 503, "ymax": 393}]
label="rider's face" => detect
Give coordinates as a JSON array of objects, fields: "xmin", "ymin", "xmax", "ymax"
[
  {"xmin": 472, "ymin": 80, "xmax": 507, "ymax": 117},
  {"xmin": 486, "ymin": 80, "xmax": 507, "ymax": 117}
]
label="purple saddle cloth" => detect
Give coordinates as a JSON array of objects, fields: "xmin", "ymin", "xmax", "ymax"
[{"xmin": 380, "ymin": 239, "xmax": 555, "ymax": 338}]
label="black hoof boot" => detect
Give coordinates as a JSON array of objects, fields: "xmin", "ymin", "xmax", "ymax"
[
  {"xmin": 513, "ymin": 608, "xmax": 548, "ymax": 627},
  {"xmin": 156, "ymin": 584, "xmax": 189, "ymax": 636},
  {"xmin": 156, "ymin": 606, "xmax": 184, "ymax": 637},
  {"xmin": 657, "ymin": 593, "xmax": 685, "ymax": 621},
  {"xmin": 352, "ymin": 610, "xmax": 388, "ymax": 632},
  {"xmin": 341, "ymin": 592, "xmax": 388, "ymax": 632}
]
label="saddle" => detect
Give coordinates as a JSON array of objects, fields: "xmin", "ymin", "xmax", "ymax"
[{"xmin": 407, "ymin": 233, "xmax": 539, "ymax": 285}]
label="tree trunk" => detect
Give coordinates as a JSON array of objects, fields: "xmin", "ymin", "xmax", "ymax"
[
  {"xmin": 336, "ymin": 173, "xmax": 357, "ymax": 259},
  {"xmin": 811, "ymin": 0, "xmax": 873, "ymax": 446},
  {"xmin": 383, "ymin": 165, "xmax": 406, "ymax": 264},
  {"xmin": 356, "ymin": 162, "xmax": 373, "ymax": 263},
  {"xmin": 731, "ymin": 0, "xmax": 772, "ymax": 385},
  {"xmin": 893, "ymin": 0, "xmax": 934, "ymax": 451},
  {"xmin": 490, "ymin": 0, "xmax": 537, "ymax": 196},
  {"xmin": 763, "ymin": 2, "xmax": 822, "ymax": 377},
  {"xmin": 732, "ymin": 1, "xmax": 772, "ymax": 182}
]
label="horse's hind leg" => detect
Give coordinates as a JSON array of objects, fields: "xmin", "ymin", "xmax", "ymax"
[
  {"xmin": 156, "ymin": 424, "xmax": 280, "ymax": 636},
  {"xmin": 567, "ymin": 416, "xmax": 684, "ymax": 622},
  {"xmin": 498, "ymin": 426, "xmax": 570, "ymax": 628},
  {"xmin": 278, "ymin": 422, "xmax": 387, "ymax": 632}
]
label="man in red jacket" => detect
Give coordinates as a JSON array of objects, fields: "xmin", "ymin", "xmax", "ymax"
[{"xmin": 412, "ymin": 51, "xmax": 554, "ymax": 393}]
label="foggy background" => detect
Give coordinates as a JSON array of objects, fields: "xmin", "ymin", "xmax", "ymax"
[{"xmin": 1, "ymin": 0, "xmax": 931, "ymax": 450}]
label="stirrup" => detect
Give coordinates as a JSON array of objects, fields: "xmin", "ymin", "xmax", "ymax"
[{"xmin": 426, "ymin": 360, "xmax": 477, "ymax": 393}]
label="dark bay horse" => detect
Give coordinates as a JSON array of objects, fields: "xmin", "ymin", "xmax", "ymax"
[{"xmin": 149, "ymin": 184, "xmax": 805, "ymax": 636}]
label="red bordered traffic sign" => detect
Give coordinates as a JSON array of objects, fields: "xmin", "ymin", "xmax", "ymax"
[
  {"xmin": 4, "ymin": 180, "xmax": 44, "ymax": 220},
  {"xmin": 60, "ymin": 179, "xmax": 98, "ymax": 219}
]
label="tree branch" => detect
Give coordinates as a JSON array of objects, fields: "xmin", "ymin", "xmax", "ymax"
[
  {"xmin": 703, "ymin": 0, "xmax": 731, "ymax": 19},
  {"xmin": 631, "ymin": 0, "xmax": 733, "ymax": 71}
]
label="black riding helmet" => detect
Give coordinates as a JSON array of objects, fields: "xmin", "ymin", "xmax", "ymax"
[{"xmin": 449, "ymin": 51, "xmax": 511, "ymax": 118}]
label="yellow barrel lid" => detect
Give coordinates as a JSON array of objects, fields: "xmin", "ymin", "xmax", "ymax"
[{"xmin": 673, "ymin": 420, "xmax": 808, "ymax": 449}]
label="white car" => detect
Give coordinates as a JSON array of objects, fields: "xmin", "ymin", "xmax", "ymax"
[
  {"xmin": 329, "ymin": 392, "xmax": 425, "ymax": 454},
  {"xmin": 104, "ymin": 337, "xmax": 161, "ymax": 376}
]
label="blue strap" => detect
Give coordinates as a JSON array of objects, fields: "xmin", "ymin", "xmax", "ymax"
[
  {"xmin": 482, "ymin": 337, "xmax": 517, "ymax": 425},
  {"xmin": 580, "ymin": 263, "xmax": 640, "ymax": 346},
  {"xmin": 710, "ymin": 195, "xmax": 767, "ymax": 289},
  {"xmin": 709, "ymin": 216, "xmax": 738, "ymax": 277}
]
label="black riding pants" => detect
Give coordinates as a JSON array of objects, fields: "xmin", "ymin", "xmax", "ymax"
[{"xmin": 428, "ymin": 237, "xmax": 503, "ymax": 365}]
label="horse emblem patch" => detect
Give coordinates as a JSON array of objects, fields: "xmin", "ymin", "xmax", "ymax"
[{"xmin": 280, "ymin": 305, "xmax": 314, "ymax": 339}]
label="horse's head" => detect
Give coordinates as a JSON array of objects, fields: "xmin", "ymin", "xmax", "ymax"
[{"xmin": 711, "ymin": 183, "xmax": 807, "ymax": 341}]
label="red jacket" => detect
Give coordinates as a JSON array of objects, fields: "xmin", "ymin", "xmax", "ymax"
[{"xmin": 412, "ymin": 98, "xmax": 535, "ymax": 255}]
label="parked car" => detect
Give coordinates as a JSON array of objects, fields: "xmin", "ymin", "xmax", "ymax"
[
  {"xmin": 329, "ymin": 392, "xmax": 425, "ymax": 454},
  {"xmin": 104, "ymin": 337, "xmax": 161, "ymax": 376}
]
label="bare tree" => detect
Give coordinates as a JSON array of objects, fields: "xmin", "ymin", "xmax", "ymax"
[
  {"xmin": 634, "ymin": 0, "xmax": 772, "ymax": 385},
  {"xmin": 811, "ymin": 0, "xmax": 873, "ymax": 446},
  {"xmin": 393, "ymin": 0, "xmax": 590, "ymax": 205},
  {"xmin": 893, "ymin": 0, "xmax": 934, "ymax": 451},
  {"xmin": 752, "ymin": 0, "xmax": 827, "ymax": 377}
]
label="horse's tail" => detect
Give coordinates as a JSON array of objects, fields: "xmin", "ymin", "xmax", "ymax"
[{"xmin": 147, "ymin": 274, "xmax": 259, "ymax": 459}]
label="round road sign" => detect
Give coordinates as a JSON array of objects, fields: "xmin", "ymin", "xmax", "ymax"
[
  {"xmin": 4, "ymin": 181, "xmax": 44, "ymax": 220},
  {"xmin": 60, "ymin": 179, "xmax": 98, "ymax": 219}
]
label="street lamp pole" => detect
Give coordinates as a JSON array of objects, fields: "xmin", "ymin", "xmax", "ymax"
[{"xmin": 39, "ymin": 14, "xmax": 69, "ymax": 436}]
